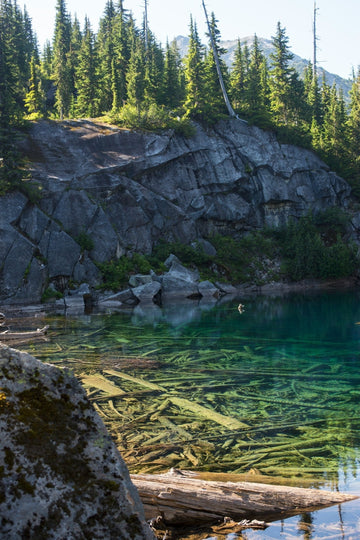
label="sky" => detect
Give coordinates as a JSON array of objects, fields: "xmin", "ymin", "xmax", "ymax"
[{"xmin": 23, "ymin": 0, "xmax": 360, "ymax": 80}]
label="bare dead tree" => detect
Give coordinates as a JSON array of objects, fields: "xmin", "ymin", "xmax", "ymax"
[
  {"xmin": 313, "ymin": 0, "xmax": 319, "ymax": 78},
  {"xmin": 201, "ymin": 0, "xmax": 237, "ymax": 118}
]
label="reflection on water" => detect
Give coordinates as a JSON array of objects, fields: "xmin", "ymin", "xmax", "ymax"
[{"xmin": 17, "ymin": 289, "xmax": 360, "ymax": 538}]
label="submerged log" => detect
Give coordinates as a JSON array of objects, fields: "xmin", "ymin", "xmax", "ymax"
[
  {"xmin": 131, "ymin": 469, "xmax": 358, "ymax": 526},
  {"xmin": 0, "ymin": 325, "xmax": 49, "ymax": 341}
]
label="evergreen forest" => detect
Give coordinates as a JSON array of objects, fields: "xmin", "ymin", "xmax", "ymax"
[{"xmin": 1, "ymin": 0, "xmax": 360, "ymax": 196}]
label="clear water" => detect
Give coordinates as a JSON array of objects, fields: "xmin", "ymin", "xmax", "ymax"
[{"xmin": 18, "ymin": 289, "xmax": 360, "ymax": 538}]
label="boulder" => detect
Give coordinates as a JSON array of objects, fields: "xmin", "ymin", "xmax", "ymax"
[
  {"xmin": 98, "ymin": 289, "xmax": 137, "ymax": 307},
  {"xmin": 132, "ymin": 281, "xmax": 161, "ymax": 304},
  {"xmin": 198, "ymin": 280, "xmax": 221, "ymax": 298},
  {"xmin": 162, "ymin": 259, "xmax": 200, "ymax": 299},
  {"xmin": 0, "ymin": 345, "xmax": 153, "ymax": 540},
  {"xmin": 216, "ymin": 282, "xmax": 239, "ymax": 295},
  {"xmin": 129, "ymin": 274, "xmax": 153, "ymax": 288}
]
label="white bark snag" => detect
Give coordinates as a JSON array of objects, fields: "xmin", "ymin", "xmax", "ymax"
[
  {"xmin": 131, "ymin": 469, "xmax": 358, "ymax": 526},
  {"xmin": 201, "ymin": 0, "xmax": 237, "ymax": 118}
]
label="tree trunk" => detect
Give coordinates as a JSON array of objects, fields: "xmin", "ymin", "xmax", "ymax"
[{"xmin": 131, "ymin": 469, "xmax": 357, "ymax": 526}]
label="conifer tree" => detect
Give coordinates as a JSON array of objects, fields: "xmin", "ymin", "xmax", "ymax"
[
  {"xmin": 75, "ymin": 17, "xmax": 99, "ymax": 117},
  {"xmin": 245, "ymin": 35, "xmax": 268, "ymax": 120},
  {"xmin": 39, "ymin": 41, "xmax": 54, "ymax": 112},
  {"xmin": 12, "ymin": 3, "xmax": 34, "ymax": 96},
  {"xmin": 110, "ymin": 5, "xmax": 130, "ymax": 112},
  {"xmin": 68, "ymin": 16, "xmax": 82, "ymax": 111},
  {"xmin": 126, "ymin": 36, "xmax": 145, "ymax": 112},
  {"xmin": 97, "ymin": 0, "xmax": 117, "ymax": 112},
  {"xmin": 163, "ymin": 39, "xmax": 185, "ymax": 109},
  {"xmin": 269, "ymin": 22, "xmax": 296, "ymax": 125},
  {"xmin": 203, "ymin": 12, "xmax": 229, "ymax": 120},
  {"xmin": 348, "ymin": 68, "xmax": 360, "ymax": 162},
  {"xmin": 143, "ymin": 31, "xmax": 165, "ymax": 105},
  {"xmin": 230, "ymin": 39, "xmax": 247, "ymax": 112},
  {"xmin": 24, "ymin": 55, "xmax": 44, "ymax": 115},
  {"xmin": 184, "ymin": 16, "xmax": 206, "ymax": 120},
  {"xmin": 304, "ymin": 62, "xmax": 322, "ymax": 126},
  {"xmin": 0, "ymin": 0, "xmax": 30, "ymax": 192},
  {"xmin": 52, "ymin": 0, "xmax": 72, "ymax": 119}
]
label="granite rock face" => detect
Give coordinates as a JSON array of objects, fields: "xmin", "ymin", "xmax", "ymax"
[
  {"xmin": 0, "ymin": 345, "xmax": 153, "ymax": 540},
  {"xmin": 0, "ymin": 118, "xmax": 353, "ymax": 303}
]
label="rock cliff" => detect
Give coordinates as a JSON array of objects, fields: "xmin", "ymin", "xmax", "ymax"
[
  {"xmin": 0, "ymin": 344, "xmax": 153, "ymax": 539},
  {"xmin": 0, "ymin": 118, "xmax": 353, "ymax": 303}
]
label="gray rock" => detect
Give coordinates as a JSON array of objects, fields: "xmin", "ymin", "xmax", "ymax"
[
  {"xmin": 99, "ymin": 289, "xmax": 137, "ymax": 305},
  {"xmin": 46, "ymin": 231, "xmax": 81, "ymax": 278},
  {"xmin": 216, "ymin": 282, "xmax": 239, "ymax": 295},
  {"xmin": 167, "ymin": 259, "xmax": 200, "ymax": 283},
  {"xmin": 132, "ymin": 281, "xmax": 161, "ymax": 303},
  {"xmin": 198, "ymin": 280, "xmax": 221, "ymax": 298},
  {"xmin": 12, "ymin": 258, "xmax": 47, "ymax": 304},
  {"xmin": 73, "ymin": 254, "xmax": 102, "ymax": 286},
  {"xmin": 0, "ymin": 345, "xmax": 153, "ymax": 539},
  {"xmin": 129, "ymin": 274, "xmax": 153, "ymax": 288},
  {"xmin": 164, "ymin": 254, "xmax": 181, "ymax": 269},
  {"xmin": 52, "ymin": 190, "xmax": 98, "ymax": 237},
  {"xmin": 18, "ymin": 204, "xmax": 51, "ymax": 244},
  {"xmin": 87, "ymin": 207, "xmax": 119, "ymax": 262},
  {"xmin": 192, "ymin": 239, "xmax": 217, "ymax": 257},
  {"xmin": 162, "ymin": 259, "xmax": 200, "ymax": 299}
]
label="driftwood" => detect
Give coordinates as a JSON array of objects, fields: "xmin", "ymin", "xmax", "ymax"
[
  {"xmin": 131, "ymin": 469, "xmax": 358, "ymax": 526},
  {"xmin": 0, "ymin": 325, "xmax": 49, "ymax": 341}
]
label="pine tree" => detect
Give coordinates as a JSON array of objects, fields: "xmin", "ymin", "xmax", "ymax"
[
  {"xmin": 0, "ymin": 0, "xmax": 29, "ymax": 193},
  {"xmin": 203, "ymin": 12, "xmax": 229, "ymax": 120},
  {"xmin": 24, "ymin": 55, "xmax": 44, "ymax": 115},
  {"xmin": 143, "ymin": 31, "xmax": 165, "ymax": 106},
  {"xmin": 126, "ymin": 37, "xmax": 145, "ymax": 112},
  {"xmin": 321, "ymin": 84, "xmax": 348, "ymax": 167},
  {"xmin": 163, "ymin": 39, "xmax": 185, "ymax": 109},
  {"xmin": 75, "ymin": 17, "xmax": 99, "ymax": 117},
  {"xmin": 97, "ymin": 0, "xmax": 117, "ymax": 112},
  {"xmin": 304, "ymin": 63, "xmax": 320, "ymax": 123},
  {"xmin": 269, "ymin": 22, "xmax": 295, "ymax": 125},
  {"xmin": 68, "ymin": 16, "xmax": 82, "ymax": 113},
  {"xmin": 348, "ymin": 68, "xmax": 360, "ymax": 162},
  {"xmin": 52, "ymin": 0, "xmax": 72, "ymax": 119},
  {"xmin": 39, "ymin": 41, "xmax": 54, "ymax": 112},
  {"xmin": 21, "ymin": 5, "xmax": 39, "ymax": 74},
  {"xmin": 230, "ymin": 39, "xmax": 247, "ymax": 112},
  {"xmin": 184, "ymin": 16, "xmax": 206, "ymax": 120},
  {"xmin": 110, "ymin": 5, "xmax": 130, "ymax": 112},
  {"xmin": 245, "ymin": 35, "xmax": 268, "ymax": 120}
]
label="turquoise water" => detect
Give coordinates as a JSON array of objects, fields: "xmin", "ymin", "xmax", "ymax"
[{"xmin": 20, "ymin": 289, "xmax": 360, "ymax": 538}]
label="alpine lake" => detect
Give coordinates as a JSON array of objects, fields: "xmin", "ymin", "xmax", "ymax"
[{"xmin": 11, "ymin": 288, "xmax": 360, "ymax": 539}]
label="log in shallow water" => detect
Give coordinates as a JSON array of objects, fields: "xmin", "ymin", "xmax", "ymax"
[{"xmin": 131, "ymin": 469, "xmax": 358, "ymax": 526}]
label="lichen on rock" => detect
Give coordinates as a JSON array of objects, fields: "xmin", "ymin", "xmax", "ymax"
[{"xmin": 0, "ymin": 345, "xmax": 153, "ymax": 539}]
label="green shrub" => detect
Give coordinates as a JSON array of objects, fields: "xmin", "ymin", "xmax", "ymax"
[
  {"xmin": 41, "ymin": 288, "xmax": 63, "ymax": 302},
  {"xmin": 110, "ymin": 103, "xmax": 195, "ymax": 137},
  {"xmin": 279, "ymin": 214, "xmax": 358, "ymax": 281},
  {"xmin": 75, "ymin": 231, "xmax": 94, "ymax": 252},
  {"xmin": 97, "ymin": 253, "xmax": 152, "ymax": 291},
  {"xmin": 314, "ymin": 207, "xmax": 350, "ymax": 235},
  {"xmin": 150, "ymin": 240, "xmax": 212, "ymax": 268}
]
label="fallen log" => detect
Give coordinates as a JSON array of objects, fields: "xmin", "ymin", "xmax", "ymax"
[
  {"xmin": 0, "ymin": 325, "xmax": 49, "ymax": 341},
  {"xmin": 131, "ymin": 469, "xmax": 358, "ymax": 526}
]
